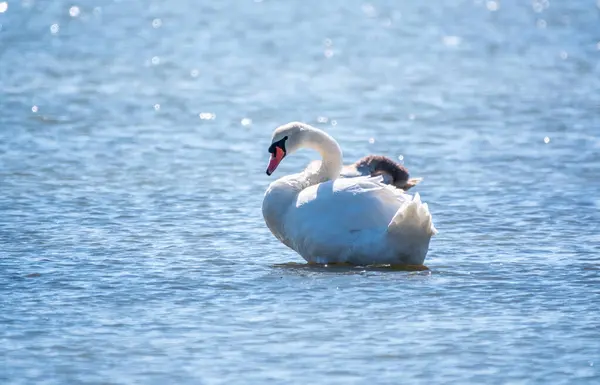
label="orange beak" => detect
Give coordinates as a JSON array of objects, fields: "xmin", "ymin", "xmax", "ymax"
[{"xmin": 266, "ymin": 147, "xmax": 285, "ymax": 176}]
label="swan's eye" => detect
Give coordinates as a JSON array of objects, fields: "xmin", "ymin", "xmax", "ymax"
[{"xmin": 268, "ymin": 136, "xmax": 288, "ymax": 155}]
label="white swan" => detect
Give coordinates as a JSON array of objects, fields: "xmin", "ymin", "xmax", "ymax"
[{"xmin": 262, "ymin": 122, "xmax": 437, "ymax": 266}]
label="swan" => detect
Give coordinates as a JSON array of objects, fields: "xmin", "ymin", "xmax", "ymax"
[
  {"xmin": 309, "ymin": 154, "xmax": 423, "ymax": 191},
  {"xmin": 262, "ymin": 122, "xmax": 437, "ymax": 266}
]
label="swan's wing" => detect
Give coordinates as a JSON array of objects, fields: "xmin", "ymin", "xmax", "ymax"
[
  {"xmin": 292, "ymin": 176, "xmax": 409, "ymax": 233},
  {"xmin": 282, "ymin": 175, "xmax": 435, "ymax": 263},
  {"xmin": 297, "ymin": 175, "xmax": 411, "ymax": 207},
  {"xmin": 283, "ymin": 176, "xmax": 411, "ymax": 257},
  {"xmin": 339, "ymin": 165, "xmax": 364, "ymax": 178}
]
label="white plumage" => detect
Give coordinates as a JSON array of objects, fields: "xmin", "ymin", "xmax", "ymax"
[{"xmin": 262, "ymin": 122, "xmax": 437, "ymax": 266}]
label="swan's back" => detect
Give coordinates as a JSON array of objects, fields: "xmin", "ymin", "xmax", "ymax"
[
  {"xmin": 284, "ymin": 176, "xmax": 418, "ymax": 261},
  {"xmin": 295, "ymin": 176, "xmax": 405, "ymax": 228},
  {"xmin": 309, "ymin": 155, "xmax": 422, "ymax": 190}
]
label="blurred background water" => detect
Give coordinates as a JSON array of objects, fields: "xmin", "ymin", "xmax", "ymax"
[{"xmin": 1, "ymin": 0, "xmax": 600, "ymax": 384}]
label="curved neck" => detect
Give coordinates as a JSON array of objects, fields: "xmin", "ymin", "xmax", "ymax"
[{"xmin": 302, "ymin": 128, "xmax": 343, "ymax": 182}]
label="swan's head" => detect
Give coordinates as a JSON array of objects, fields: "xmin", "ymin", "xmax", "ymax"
[{"xmin": 265, "ymin": 122, "xmax": 307, "ymax": 175}]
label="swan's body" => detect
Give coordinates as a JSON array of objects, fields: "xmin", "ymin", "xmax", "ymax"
[
  {"xmin": 262, "ymin": 122, "xmax": 436, "ymax": 266},
  {"xmin": 309, "ymin": 155, "xmax": 423, "ymax": 191}
]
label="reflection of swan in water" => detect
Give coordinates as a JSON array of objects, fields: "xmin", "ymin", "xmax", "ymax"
[
  {"xmin": 307, "ymin": 154, "xmax": 422, "ymax": 191},
  {"xmin": 262, "ymin": 122, "xmax": 436, "ymax": 266}
]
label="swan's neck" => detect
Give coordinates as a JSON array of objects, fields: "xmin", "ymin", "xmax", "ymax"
[
  {"xmin": 303, "ymin": 129, "xmax": 343, "ymax": 182},
  {"xmin": 262, "ymin": 126, "xmax": 343, "ymax": 246}
]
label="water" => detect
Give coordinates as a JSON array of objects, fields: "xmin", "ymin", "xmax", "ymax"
[{"xmin": 1, "ymin": 0, "xmax": 600, "ymax": 383}]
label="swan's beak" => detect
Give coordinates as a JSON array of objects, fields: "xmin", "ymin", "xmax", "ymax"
[{"xmin": 266, "ymin": 147, "xmax": 285, "ymax": 176}]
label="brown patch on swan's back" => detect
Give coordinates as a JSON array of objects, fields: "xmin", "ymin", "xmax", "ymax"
[{"xmin": 352, "ymin": 155, "xmax": 422, "ymax": 190}]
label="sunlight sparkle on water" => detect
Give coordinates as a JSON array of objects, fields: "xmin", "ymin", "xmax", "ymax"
[
  {"xmin": 69, "ymin": 6, "xmax": 80, "ymax": 17},
  {"xmin": 443, "ymin": 36, "xmax": 461, "ymax": 47},
  {"xmin": 199, "ymin": 113, "xmax": 216, "ymax": 120},
  {"xmin": 486, "ymin": 1, "xmax": 499, "ymax": 11},
  {"xmin": 362, "ymin": 3, "xmax": 377, "ymax": 17},
  {"xmin": 0, "ymin": 2, "xmax": 7, "ymax": 13},
  {"xmin": 531, "ymin": 0, "xmax": 550, "ymax": 13}
]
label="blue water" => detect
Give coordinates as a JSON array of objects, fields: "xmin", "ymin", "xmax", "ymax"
[{"xmin": 2, "ymin": 0, "xmax": 600, "ymax": 383}]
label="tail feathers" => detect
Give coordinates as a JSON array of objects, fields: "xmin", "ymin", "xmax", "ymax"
[{"xmin": 387, "ymin": 193, "xmax": 437, "ymax": 237}]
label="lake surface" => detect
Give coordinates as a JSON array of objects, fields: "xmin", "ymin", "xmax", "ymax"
[{"xmin": 2, "ymin": 0, "xmax": 600, "ymax": 384}]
